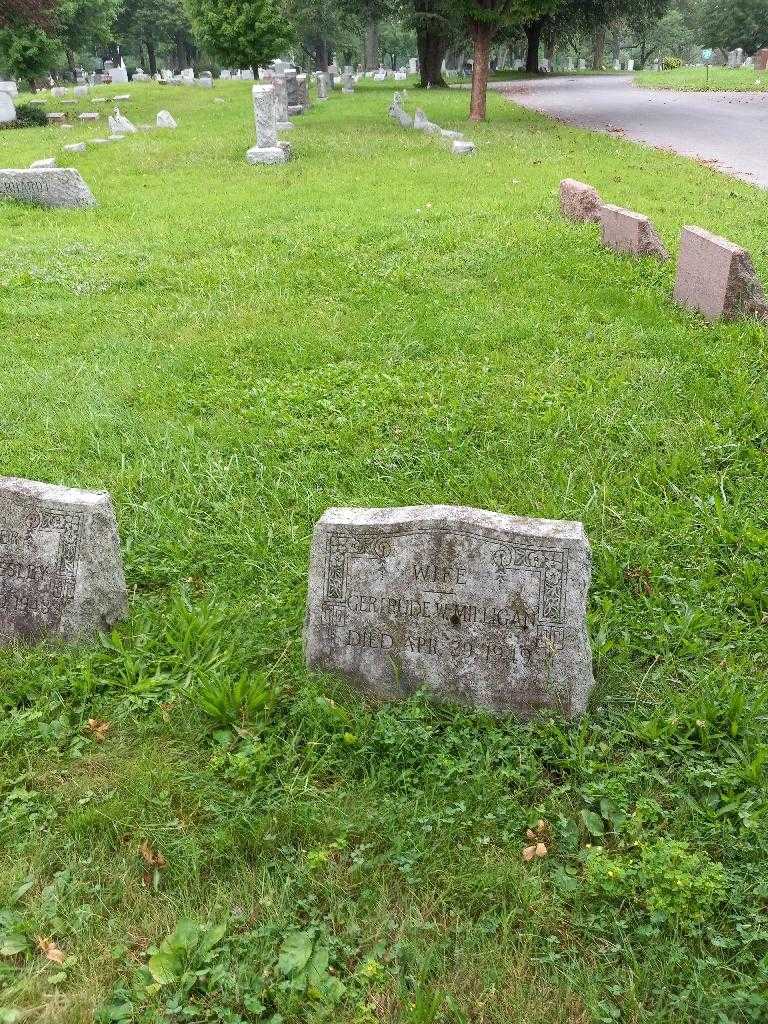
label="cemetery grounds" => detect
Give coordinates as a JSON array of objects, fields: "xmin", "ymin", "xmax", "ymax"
[
  {"xmin": 1, "ymin": 80, "xmax": 767, "ymax": 1023},
  {"xmin": 634, "ymin": 65, "xmax": 768, "ymax": 91}
]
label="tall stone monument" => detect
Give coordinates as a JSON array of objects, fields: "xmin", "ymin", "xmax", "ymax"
[
  {"xmin": 0, "ymin": 91, "xmax": 15, "ymax": 124},
  {"xmin": 0, "ymin": 477, "xmax": 127, "ymax": 643},
  {"xmin": 285, "ymin": 69, "xmax": 302, "ymax": 114},
  {"xmin": 305, "ymin": 506, "xmax": 594, "ymax": 718},
  {"xmin": 296, "ymin": 73, "xmax": 310, "ymax": 112},
  {"xmin": 272, "ymin": 75, "xmax": 292, "ymax": 130},
  {"xmin": 246, "ymin": 84, "xmax": 290, "ymax": 165}
]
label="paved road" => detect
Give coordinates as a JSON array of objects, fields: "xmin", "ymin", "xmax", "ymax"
[{"xmin": 495, "ymin": 75, "xmax": 768, "ymax": 189}]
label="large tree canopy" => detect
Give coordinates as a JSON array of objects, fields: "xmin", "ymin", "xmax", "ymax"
[
  {"xmin": 185, "ymin": 0, "xmax": 290, "ymax": 68},
  {"xmin": 695, "ymin": 0, "xmax": 768, "ymax": 52},
  {"xmin": 0, "ymin": 0, "xmax": 56, "ymax": 29}
]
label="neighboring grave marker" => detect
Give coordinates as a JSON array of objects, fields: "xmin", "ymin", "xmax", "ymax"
[
  {"xmin": 0, "ymin": 91, "xmax": 15, "ymax": 124},
  {"xmin": 0, "ymin": 168, "xmax": 95, "ymax": 209},
  {"xmin": 0, "ymin": 477, "xmax": 127, "ymax": 643},
  {"xmin": 246, "ymin": 84, "xmax": 290, "ymax": 165},
  {"xmin": 673, "ymin": 226, "xmax": 768, "ymax": 321},
  {"xmin": 559, "ymin": 179, "xmax": 602, "ymax": 223},
  {"xmin": 599, "ymin": 204, "xmax": 668, "ymax": 260},
  {"xmin": 305, "ymin": 505, "xmax": 594, "ymax": 718}
]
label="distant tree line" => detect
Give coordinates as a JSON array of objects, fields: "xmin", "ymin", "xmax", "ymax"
[{"xmin": 1, "ymin": 0, "xmax": 765, "ymax": 109}]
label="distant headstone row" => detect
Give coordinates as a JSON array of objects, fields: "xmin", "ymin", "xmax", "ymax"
[
  {"xmin": 246, "ymin": 59, "xmax": 332, "ymax": 166},
  {"xmin": 560, "ymin": 179, "xmax": 767, "ymax": 321},
  {"xmin": 714, "ymin": 47, "xmax": 768, "ymax": 70},
  {"xmin": 388, "ymin": 92, "xmax": 475, "ymax": 156}
]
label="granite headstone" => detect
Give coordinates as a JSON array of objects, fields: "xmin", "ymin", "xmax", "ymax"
[
  {"xmin": 0, "ymin": 477, "xmax": 127, "ymax": 643},
  {"xmin": 673, "ymin": 226, "xmax": 768, "ymax": 321},
  {"xmin": 305, "ymin": 505, "xmax": 594, "ymax": 718}
]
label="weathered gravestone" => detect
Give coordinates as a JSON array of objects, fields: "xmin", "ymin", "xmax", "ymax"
[
  {"xmin": 389, "ymin": 91, "xmax": 413, "ymax": 128},
  {"xmin": 246, "ymin": 84, "xmax": 291, "ymax": 165},
  {"xmin": 673, "ymin": 226, "xmax": 768, "ymax": 321},
  {"xmin": 305, "ymin": 506, "xmax": 594, "ymax": 718},
  {"xmin": 452, "ymin": 140, "xmax": 475, "ymax": 156},
  {"xmin": 559, "ymin": 179, "xmax": 603, "ymax": 223},
  {"xmin": 414, "ymin": 107, "xmax": 441, "ymax": 133},
  {"xmin": 272, "ymin": 75, "xmax": 292, "ymax": 130},
  {"xmin": 599, "ymin": 204, "xmax": 668, "ymax": 260},
  {"xmin": 284, "ymin": 69, "xmax": 302, "ymax": 114},
  {"xmin": 296, "ymin": 73, "xmax": 310, "ymax": 111},
  {"xmin": 0, "ymin": 477, "xmax": 127, "ymax": 643},
  {"xmin": 0, "ymin": 168, "xmax": 95, "ymax": 209},
  {"xmin": 156, "ymin": 110, "xmax": 177, "ymax": 128},
  {"xmin": 755, "ymin": 49, "xmax": 768, "ymax": 71},
  {"xmin": 316, "ymin": 72, "xmax": 329, "ymax": 100}
]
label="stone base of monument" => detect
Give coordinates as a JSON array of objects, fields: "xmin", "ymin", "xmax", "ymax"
[
  {"xmin": 0, "ymin": 477, "xmax": 127, "ymax": 644},
  {"xmin": 305, "ymin": 505, "xmax": 594, "ymax": 719},
  {"xmin": 287, "ymin": 104, "xmax": 303, "ymax": 115},
  {"xmin": 0, "ymin": 168, "xmax": 95, "ymax": 209},
  {"xmin": 245, "ymin": 144, "xmax": 290, "ymax": 165}
]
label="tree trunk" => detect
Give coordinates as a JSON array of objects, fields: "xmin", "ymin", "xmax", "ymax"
[
  {"xmin": 469, "ymin": 22, "xmax": 492, "ymax": 121},
  {"xmin": 592, "ymin": 26, "xmax": 606, "ymax": 70},
  {"xmin": 364, "ymin": 15, "xmax": 378, "ymax": 69},
  {"xmin": 146, "ymin": 39, "xmax": 157, "ymax": 76},
  {"xmin": 525, "ymin": 18, "xmax": 544, "ymax": 73},
  {"xmin": 611, "ymin": 27, "xmax": 621, "ymax": 63},
  {"xmin": 65, "ymin": 47, "xmax": 77, "ymax": 77},
  {"xmin": 415, "ymin": 0, "xmax": 449, "ymax": 87},
  {"xmin": 417, "ymin": 26, "xmax": 448, "ymax": 87}
]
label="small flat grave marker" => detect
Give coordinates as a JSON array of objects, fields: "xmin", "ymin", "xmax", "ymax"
[
  {"xmin": 673, "ymin": 226, "xmax": 768, "ymax": 321},
  {"xmin": 599, "ymin": 204, "xmax": 668, "ymax": 260},
  {"xmin": 305, "ymin": 505, "xmax": 594, "ymax": 718},
  {"xmin": 560, "ymin": 179, "xmax": 602, "ymax": 223}
]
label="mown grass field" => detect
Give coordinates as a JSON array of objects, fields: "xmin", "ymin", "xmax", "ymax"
[
  {"xmin": 1, "ymin": 79, "xmax": 767, "ymax": 1024},
  {"xmin": 635, "ymin": 65, "xmax": 768, "ymax": 91}
]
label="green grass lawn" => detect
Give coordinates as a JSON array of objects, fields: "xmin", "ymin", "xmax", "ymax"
[
  {"xmin": 635, "ymin": 65, "xmax": 768, "ymax": 91},
  {"xmin": 1, "ymin": 80, "xmax": 767, "ymax": 1024}
]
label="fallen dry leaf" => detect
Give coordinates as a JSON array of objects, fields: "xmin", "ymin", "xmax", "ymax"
[
  {"xmin": 86, "ymin": 718, "xmax": 111, "ymax": 742},
  {"xmin": 522, "ymin": 842, "xmax": 548, "ymax": 862},
  {"xmin": 35, "ymin": 937, "xmax": 65, "ymax": 965},
  {"xmin": 138, "ymin": 840, "xmax": 167, "ymax": 869}
]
